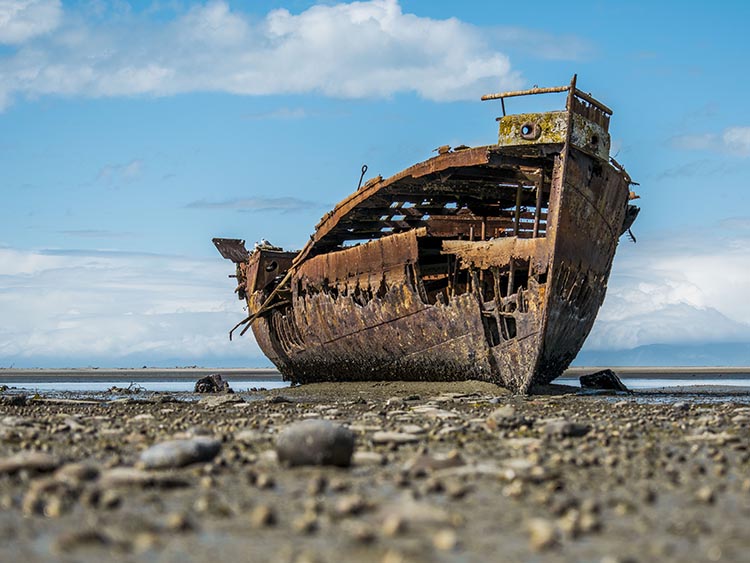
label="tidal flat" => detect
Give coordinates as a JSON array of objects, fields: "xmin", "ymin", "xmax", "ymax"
[{"xmin": 1, "ymin": 380, "xmax": 749, "ymax": 562}]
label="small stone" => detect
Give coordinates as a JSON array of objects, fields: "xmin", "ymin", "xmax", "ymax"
[
  {"xmin": 445, "ymin": 481, "xmax": 470, "ymax": 499},
  {"xmin": 250, "ymin": 504, "xmax": 277, "ymax": 528},
  {"xmin": 352, "ymin": 451, "xmax": 384, "ymax": 466},
  {"xmin": 347, "ymin": 522, "xmax": 376, "ymax": 544},
  {"xmin": 543, "ymin": 420, "xmax": 590, "ymax": 438},
  {"xmin": 382, "ymin": 514, "xmax": 407, "ymax": 537},
  {"xmin": 433, "ymin": 528, "xmax": 458, "ymax": 551},
  {"xmin": 405, "ymin": 450, "xmax": 465, "ymax": 475},
  {"xmin": 673, "ymin": 402, "xmax": 690, "ymax": 411},
  {"xmin": 198, "ymin": 395, "xmax": 244, "ymax": 407},
  {"xmin": 0, "ymin": 451, "xmax": 60, "ymax": 475},
  {"xmin": 234, "ymin": 429, "xmax": 264, "ymax": 443},
  {"xmin": 527, "ymin": 518, "xmax": 559, "ymax": 551},
  {"xmin": 268, "ymin": 395, "xmax": 294, "ymax": 404},
  {"xmin": 580, "ymin": 369, "xmax": 629, "ymax": 392},
  {"xmin": 99, "ymin": 467, "xmax": 190, "ymax": 489},
  {"xmin": 54, "ymin": 462, "xmax": 100, "ymax": 484},
  {"xmin": 386, "ymin": 397, "xmax": 405, "ymax": 408},
  {"xmin": 164, "ymin": 512, "xmax": 194, "ymax": 532},
  {"xmin": 139, "ymin": 437, "xmax": 221, "ymax": 469},
  {"xmin": 194, "ymin": 373, "xmax": 233, "ymax": 393},
  {"xmin": 371, "ymin": 431, "xmax": 420, "ymax": 445},
  {"xmin": 486, "ymin": 405, "xmax": 515, "ymax": 427},
  {"xmin": 335, "ymin": 494, "xmax": 368, "ymax": 516},
  {"xmin": 696, "ymin": 486, "xmax": 715, "ymax": 504},
  {"xmin": 307, "ymin": 475, "xmax": 328, "ymax": 495},
  {"xmin": 99, "ymin": 490, "xmax": 122, "ymax": 510},
  {"xmin": 194, "ymin": 492, "xmax": 233, "ymax": 517},
  {"xmin": 293, "ymin": 512, "xmax": 319, "ymax": 535},
  {"xmin": 276, "ymin": 420, "xmax": 355, "ymax": 467}
]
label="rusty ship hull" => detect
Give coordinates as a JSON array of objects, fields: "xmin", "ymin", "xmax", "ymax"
[{"xmin": 214, "ymin": 77, "xmax": 639, "ymax": 393}]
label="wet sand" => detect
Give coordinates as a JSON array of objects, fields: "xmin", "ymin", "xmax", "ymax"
[{"xmin": 1, "ymin": 381, "xmax": 749, "ymax": 562}]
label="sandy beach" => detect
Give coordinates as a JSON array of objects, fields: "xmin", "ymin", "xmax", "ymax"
[{"xmin": 1, "ymin": 379, "xmax": 749, "ymax": 562}]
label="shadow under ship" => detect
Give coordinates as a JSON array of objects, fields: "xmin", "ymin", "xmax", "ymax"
[{"xmin": 214, "ymin": 76, "xmax": 640, "ymax": 393}]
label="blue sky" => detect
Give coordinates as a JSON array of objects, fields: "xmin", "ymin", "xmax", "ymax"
[{"xmin": 1, "ymin": 0, "xmax": 749, "ymax": 368}]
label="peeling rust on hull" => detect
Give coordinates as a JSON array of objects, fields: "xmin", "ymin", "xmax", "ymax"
[{"xmin": 213, "ymin": 75, "xmax": 640, "ymax": 393}]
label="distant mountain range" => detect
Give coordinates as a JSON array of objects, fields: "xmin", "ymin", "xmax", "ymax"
[
  {"xmin": 5, "ymin": 343, "xmax": 750, "ymax": 370},
  {"xmin": 574, "ymin": 342, "xmax": 750, "ymax": 367}
]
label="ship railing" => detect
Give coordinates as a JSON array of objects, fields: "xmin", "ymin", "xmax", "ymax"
[{"xmin": 481, "ymin": 74, "xmax": 611, "ymax": 128}]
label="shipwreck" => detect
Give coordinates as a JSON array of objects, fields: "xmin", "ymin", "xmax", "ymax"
[{"xmin": 213, "ymin": 76, "xmax": 640, "ymax": 393}]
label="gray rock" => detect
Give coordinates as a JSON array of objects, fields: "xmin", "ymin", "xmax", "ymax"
[
  {"xmin": 194, "ymin": 373, "xmax": 233, "ymax": 393},
  {"xmin": 99, "ymin": 467, "xmax": 191, "ymax": 488},
  {"xmin": 372, "ymin": 431, "xmax": 421, "ymax": 444},
  {"xmin": 580, "ymin": 369, "xmax": 629, "ymax": 392},
  {"xmin": 139, "ymin": 437, "xmax": 222, "ymax": 469},
  {"xmin": 0, "ymin": 451, "xmax": 60, "ymax": 475},
  {"xmin": 198, "ymin": 394, "xmax": 244, "ymax": 407},
  {"xmin": 543, "ymin": 420, "xmax": 590, "ymax": 438},
  {"xmin": 276, "ymin": 420, "xmax": 354, "ymax": 467}
]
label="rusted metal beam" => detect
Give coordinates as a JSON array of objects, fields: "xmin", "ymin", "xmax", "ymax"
[{"xmin": 482, "ymin": 85, "xmax": 570, "ymax": 101}]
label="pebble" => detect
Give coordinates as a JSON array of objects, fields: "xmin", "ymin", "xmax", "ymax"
[
  {"xmin": 543, "ymin": 419, "xmax": 590, "ymax": 438},
  {"xmin": 405, "ymin": 450, "xmax": 465, "ymax": 475},
  {"xmin": 527, "ymin": 518, "xmax": 559, "ymax": 551},
  {"xmin": 386, "ymin": 397, "xmax": 405, "ymax": 408},
  {"xmin": 382, "ymin": 514, "xmax": 407, "ymax": 537},
  {"xmin": 433, "ymin": 528, "xmax": 458, "ymax": 551},
  {"xmin": 0, "ymin": 451, "xmax": 60, "ymax": 475},
  {"xmin": 352, "ymin": 451, "xmax": 385, "ymax": 466},
  {"xmin": 335, "ymin": 494, "xmax": 369, "ymax": 516},
  {"xmin": 98, "ymin": 467, "xmax": 190, "ymax": 489},
  {"xmin": 53, "ymin": 462, "xmax": 100, "ymax": 484},
  {"xmin": 198, "ymin": 395, "xmax": 244, "ymax": 407},
  {"xmin": 346, "ymin": 522, "xmax": 376, "ymax": 544},
  {"xmin": 371, "ymin": 431, "xmax": 420, "ymax": 445},
  {"xmin": 139, "ymin": 437, "xmax": 222, "ymax": 469},
  {"xmin": 276, "ymin": 420, "xmax": 355, "ymax": 467},
  {"xmin": 293, "ymin": 512, "xmax": 319, "ymax": 534},
  {"xmin": 250, "ymin": 504, "xmax": 277, "ymax": 528},
  {"xmin": 234, "ymin": 429, "xmax": 265, "ymax": 443},
  {"xmin": 696, "ymin": 485, "xmax": 716, "ymax": 504}
]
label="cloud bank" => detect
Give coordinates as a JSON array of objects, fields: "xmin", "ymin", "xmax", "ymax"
[
  {"xmin": 0, "ymin": 0, "xmax": 529, "ymax": 110},
  {"xmin": 671, "ymin": 126, "xmax": 750, "ymax": 157},
  {"xmin": 2, "ymin": 221, "xmax": 750, "ymax": 367},
  {"xmin": 0, "ymin": 0, "xmax": 61, "ymax": 44},
  {"xmin": 586, "ymin": 225, "xmax": 750, "ymax": 352},
  {"xmin": 0, "ymin": 247, "xmax": 264, "ymax": 366}
]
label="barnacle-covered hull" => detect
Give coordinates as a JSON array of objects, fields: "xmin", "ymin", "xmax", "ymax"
[{"xmin": 214, "ymin": 77, "xmax": 638, "ymax": 393}]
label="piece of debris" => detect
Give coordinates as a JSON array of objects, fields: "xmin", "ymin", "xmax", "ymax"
[
  {"xmin": 194, "ymin": 373, "xmax": 233, "ymax": 394},
  {"xmin": 579, "ymin": 369, "xmax": 629, "ymax": 392}
]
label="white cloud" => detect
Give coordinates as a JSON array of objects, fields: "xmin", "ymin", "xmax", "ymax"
[
  {"xmin": 722, "ymin": 126, "xmax": 750, "ymax": 156},
  {"xmin": 0, "ymin": 247, "xmax": 263, "ymax": 365},
  {"xmin": 586, "ymin": 227, "xmax": 750, "ymax": 350},
  {"xmin": 671, "ymin": 126, "xmax": 750, "ymax": 157},
  {"xmin": 0, "ymin": 0, "xmax": 61, "ymax": 44},
  {"xmin": 3, "ymin": 224, "xmax": 750, "ymax": 366},
  {"xmin": 0, "ymin": 0, "xmax": 528, "ymax": 110},
  {"xmin": 96, "ymin": 158, "xmax": 143, "ymax": 184},
  {"xmin": 185, "ymin": 196, "xmax": 322, "ymax": 212}
]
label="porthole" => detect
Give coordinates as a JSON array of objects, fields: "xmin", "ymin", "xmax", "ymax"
[{"xmin": 519, "ymin": 121, "xmax": 541, "ymax": 140}]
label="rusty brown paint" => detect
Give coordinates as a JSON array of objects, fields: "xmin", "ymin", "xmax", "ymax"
[{"xmin": 213, "ymin": 77, "xmax": 639, "ymax": 393}]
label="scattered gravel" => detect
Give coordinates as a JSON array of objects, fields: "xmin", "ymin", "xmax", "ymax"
[{"xmin": 0, "ymin": 380, "xmax": 748, "ymax": 562}]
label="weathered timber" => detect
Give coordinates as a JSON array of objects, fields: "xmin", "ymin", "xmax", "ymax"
[{"xmin": 213, "ymin": 75, "xmax": 640, "ymax": 393}]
